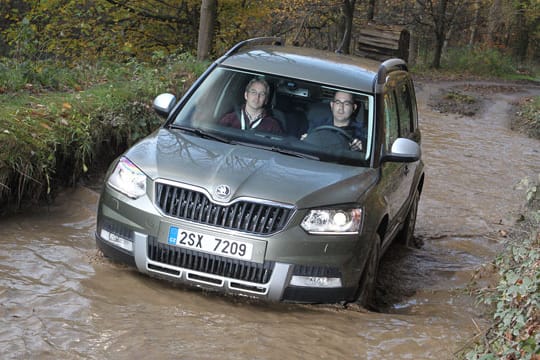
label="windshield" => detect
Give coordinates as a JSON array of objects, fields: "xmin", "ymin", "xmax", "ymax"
[{"xmin": 170, "ymin": 67, "xmax": 374, "ymax": 166}]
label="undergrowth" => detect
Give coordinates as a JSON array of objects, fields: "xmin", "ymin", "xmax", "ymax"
[
  {"xmin": 443, "ymin": 47, "xmax": 517, "ymax": 78},
  {"xmin": 0, "ymin": 55, "xmax": 205, "ymax": 211},
  {"xmin": 512, "ymin": 96, "xmax": 540, "ymax": 140},
  {"xmin": 460, "ymin": 175, "xmax": 540, "ymax": 360},
  {"xmin": 413, "ymin": 46, "xmax": 539, "ymax": 81}
]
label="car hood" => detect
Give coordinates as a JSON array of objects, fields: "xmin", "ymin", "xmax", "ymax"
[{"xmin": 125, "ymin": 129, "xmax": 378, "ymax": 208}]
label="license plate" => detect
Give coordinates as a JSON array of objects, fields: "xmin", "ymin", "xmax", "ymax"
[{"xmin": 167, "ymin": 226, "xmax": 253, "ymax": 261}]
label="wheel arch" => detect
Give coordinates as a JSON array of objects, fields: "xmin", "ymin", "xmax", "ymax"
[
  {"xmin": 417, "ymin": 173, "xmax": 425, "ymax": 194},
  {"xmin": 377, "ymin": 214, "xmax": 389, "ymax": 241}
]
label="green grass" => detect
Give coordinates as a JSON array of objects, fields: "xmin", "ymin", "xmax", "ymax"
[
  {"xmin": 0, "ymin": 55, "xmax": 207, "ymax": 211},
  {"xmin": 444, "ymin": 91, "xmax": 477, "ymax": 104},
  {"xmin": 511, "ymin": 96, "xmax": 540, "ymax": 140}
]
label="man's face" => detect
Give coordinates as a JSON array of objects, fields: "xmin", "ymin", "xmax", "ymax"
[
  {"xmin": 244, "ymin": 82, "xmax": 268, "ymax": 111},
  {"xmin": 330, "ymin": 91, "xmax": 356, "ymax": 123}
]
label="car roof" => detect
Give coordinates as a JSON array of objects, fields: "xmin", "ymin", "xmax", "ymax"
[{"xmin": 220, "ymin": 45, "xmax": 382, "ymax": 94}]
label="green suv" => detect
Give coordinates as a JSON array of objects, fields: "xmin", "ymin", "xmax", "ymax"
[{"xmin": 95, "ymin": 37, "xmax": 424, "ymax": 305}]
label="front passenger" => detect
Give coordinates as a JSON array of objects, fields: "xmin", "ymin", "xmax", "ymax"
[{"xmin": 219, "ymin": 78, "xmax": 283, "ymax": 134}]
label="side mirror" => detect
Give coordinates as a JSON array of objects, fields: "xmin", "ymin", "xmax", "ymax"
[
  {"xmin": 381, "ymin": 138, "xmax": 421, "ymax": 163},
  {"xmin": 153, "ymin": 93, "xmax": 176, "ymax": 118}
]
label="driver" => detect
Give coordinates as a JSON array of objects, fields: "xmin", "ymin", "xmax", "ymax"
[
  {"xmin": 304, "ymin": 91, "xmax": 364, "ymax": 151},
  {"xmin": 219, "ymin": 78, "xmax": 283, "ymax": 134}
]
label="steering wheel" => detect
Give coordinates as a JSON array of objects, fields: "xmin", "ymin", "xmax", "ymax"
[
  {"xmin": 309, "ymin": 125, "xmax": 353, "ymax": 141},
  {"xmin": 310, "ymin": 125, "xmax": 353, "ymax": 142},
  {"xmin": 304, "ymin": 125, "xmax": 353, "ymax": 149}
]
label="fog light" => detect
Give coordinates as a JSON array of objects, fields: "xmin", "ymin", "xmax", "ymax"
[
  {"xmin": 100, "ymin": 229, "xmax": 133, "ymax": 252},
  {"xmin": 290, "ymin": 275, "xmax": 342, "ymax": 288}
]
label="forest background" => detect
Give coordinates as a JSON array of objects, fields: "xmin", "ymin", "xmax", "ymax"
[
  {"xmin": 1, "ymin": 0, "xmax": 539, "ymax": 67},
  {"xmin": 0, "ymin": 1, "xmax": 538, "ymax": 359}
]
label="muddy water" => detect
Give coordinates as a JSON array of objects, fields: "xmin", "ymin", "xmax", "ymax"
[{"xmin": 1, "ymin": 82, "xmax": 539, "ymax": 359}]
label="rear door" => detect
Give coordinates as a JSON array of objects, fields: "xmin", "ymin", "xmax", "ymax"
[{"xmin": 380, "ymin": 73, "xmax": 419, "ymax": 227}]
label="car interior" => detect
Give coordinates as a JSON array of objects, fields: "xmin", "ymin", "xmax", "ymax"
[
  {"xmin": 212, "ymin": 70, "xmax": 369, "ymax": 139},
  {"xmin": 172, "ymin": 67, "xmax": 373, "ymax": 164}
]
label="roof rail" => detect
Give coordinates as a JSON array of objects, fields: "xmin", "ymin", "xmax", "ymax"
[
  {"xmin": 222, "ymin": 37, "xmax": 284, "ymax": 58},
  {"xmin": 376, "ymin": 58, "xmax": 408, "ymax": 85}
]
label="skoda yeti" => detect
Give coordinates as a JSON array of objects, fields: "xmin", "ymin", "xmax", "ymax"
[{"xmin": 95, "ymin": 37, "xmax": 425, "ymax": 305}]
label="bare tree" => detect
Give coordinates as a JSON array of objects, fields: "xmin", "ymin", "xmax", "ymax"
[
  {"xmin": 414, "ymin": 0, "xmax": 469, "ymax": 68},
  {"xmin": 367, "ymin": 0, "xmax": 376, "ymax": 20},
  {"xmin": 487, "ymin": 0, "xmax": 504, "ymax": 46},
  {"xmin": 197, "ymin": 0, "xmax": 217, "ymax": 60},
  {"xmin": 432, "ymin": 0, "xmax": 448, "ymax": 68},
  {"xmin": 468, "ymin": 0, "xmax": 481, "ymax": 46},
  {"xmin": 408, "ymin": 0, "xmax": 425, "ymax": 66},
  {"xmin": 336, "ymin": 0, "xmax": 356, "ymax": 54},
  {"xmin": 513, "ymin": 0, "xmax": 529, "ymax": 61}
]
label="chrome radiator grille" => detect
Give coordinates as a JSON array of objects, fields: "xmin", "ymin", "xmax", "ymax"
[{"xmin": 155, "ymin": 182, "xmax": 292, "ymax": 235}]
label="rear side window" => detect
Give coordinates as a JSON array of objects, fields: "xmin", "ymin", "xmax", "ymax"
[
  {"xmin": 383, "ymin": 91, "xmax": 399, "ymax": 152},
  {"xmin": 396, "ymin": 81, "xmax": 413, "ymax": 138},
  {"xmin": 383, "ymin": 74, "xmax": 417, "ymax": 151}
]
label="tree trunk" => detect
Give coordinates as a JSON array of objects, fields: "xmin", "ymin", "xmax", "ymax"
[
  {"xmin": 431, "ymin": 34, "xmax": 444, "ymax": 68},
  {"xmin": 487, "ymin": 0, "xmax": 503, "ymax": 46},
  {"xmin": 513, "ymin": 1, "xmax": 529, "ymax": 62},
  {"xmin": 367, "ymin": 0, "xmax": 375, "ymax": 21},
  {"xmin": 431, "ymin": 0, "xmax": 448, "ymax": 68},
  {"xmin": 469, "ymin": 0, "xmax": 480, "ymax": 46},
  {"xmin": 337, "ymin": 0, "xmax": 356, "ymax": 54},
  {"xmin": 197, "ymin": 0, "xmax": 217, "ymax": 61},
  {"xmin": 443, "ymin": 26, "xmax": 452, "ymax": 55},
  {"xmin": 407, "ymin": 0, "xmax": 423, "ymax": 66}
]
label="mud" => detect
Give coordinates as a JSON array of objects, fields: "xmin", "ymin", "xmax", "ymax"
[{"xmin": 1, "ymin": 80, "xmax": 539, "ymax": 359}]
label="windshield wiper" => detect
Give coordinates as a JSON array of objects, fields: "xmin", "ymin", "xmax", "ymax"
[
  {"xmin": 273, "ymin": 147, "xmax": 320, "ymax": 160},
  {"xmin": 169, "ymin": 124, "xmax": 232, "ymax": 144},
  {"xmin": 237, "ymin": 141, "xmax": 319, "ymax": 160}
]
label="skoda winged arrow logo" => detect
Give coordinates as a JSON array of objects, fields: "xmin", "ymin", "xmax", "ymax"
[{"xmin": 215, "ymin": 184, "xmax": 231, "ymax": 200}]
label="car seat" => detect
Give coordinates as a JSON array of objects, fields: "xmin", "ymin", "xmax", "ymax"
[
  {"xmin": 270, "ymin": 86, "xmax": 308, "ymax": 137},
  {"xmin": 306, "ymin": 101, "xmax": 332, "ymax": 130}
]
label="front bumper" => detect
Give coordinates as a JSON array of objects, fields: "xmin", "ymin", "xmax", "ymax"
[
  {"xmin": 95, "ymin": 229, "xmax": 356, "ymax": 303},
  {"xmin": 95, "ymin": 179, "xmax": 364, "ymax": 303}
]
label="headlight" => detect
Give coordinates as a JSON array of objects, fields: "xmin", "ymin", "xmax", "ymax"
[
  {"xmin": 301, "ymin": 208, "xmax": 362, "ymax": 234},
  {"xmin": 107, "ymin": 157, "xmax": 147, "ymax": 199}
]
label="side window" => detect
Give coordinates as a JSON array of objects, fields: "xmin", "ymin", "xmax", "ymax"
[
  {"xmin": 396, "ymin": 81, "xmax": 413, "ymax": 138},
  {"xmin": 384, "ymin": 91, "xmax": 399, "ymax": 152}
]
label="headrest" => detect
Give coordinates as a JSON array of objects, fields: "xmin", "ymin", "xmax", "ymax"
[{"xmin": 306, "ymin": 102, "xmax": 332, "ymax": 123}]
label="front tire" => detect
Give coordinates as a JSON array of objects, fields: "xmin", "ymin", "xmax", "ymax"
[{"xmin": 355, "ymin": 233, "xmax": 381, "ymax": 307}]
